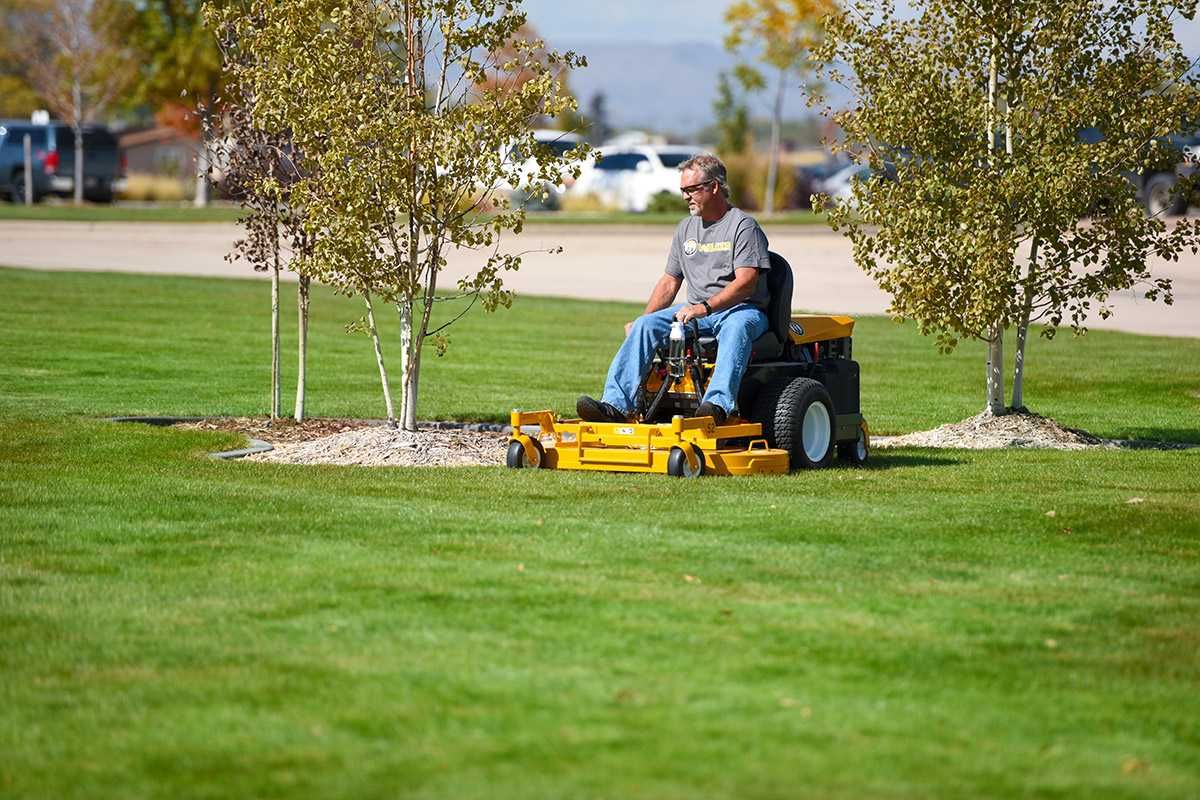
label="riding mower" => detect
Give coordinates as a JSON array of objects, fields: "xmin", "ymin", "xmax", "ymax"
[{"xmin": 506, "ymin": 251, "xmax": 869, "ymax": 477}]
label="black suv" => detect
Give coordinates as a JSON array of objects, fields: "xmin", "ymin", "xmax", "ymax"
[{"xmin": 0, "ymin": 120, "xmax": 124, "ymax": 203}]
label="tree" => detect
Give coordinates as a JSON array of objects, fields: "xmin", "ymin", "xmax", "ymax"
[
  {"xmin": 5, "ymin": 0, "xmax": 134, "ymax": 203},
  {"xmin": 0, "ymin": 4, "xmax": 46, "ymax": 118},
  {"xmin": 814, "ymin": 0, "xmax": 1200, "ymax": 415},
  {"xmin": 725, "ymin": 0, "xmax": 833, "ymax": 215},
  {"xmin": 713, "ymin": 71, "xmax": 750, "ymax": 155},
  {"xmin": 211, "ymin": 0, "xmax": 588, "ymax": 430},
  {"xmin": 120, "ymin": 0, "xmax": 226, "ymax": 206}
]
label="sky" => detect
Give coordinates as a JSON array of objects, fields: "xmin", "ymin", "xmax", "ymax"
[{"xmin": 522, "ymin": 1, "xmax": 1200, "ymax": 56}]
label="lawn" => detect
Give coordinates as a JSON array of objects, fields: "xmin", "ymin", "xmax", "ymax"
[{"xmin": 1, "ymin": 266, "xmax": 1198, "ymax": 798}]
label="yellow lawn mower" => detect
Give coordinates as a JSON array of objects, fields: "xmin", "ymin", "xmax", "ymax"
[{"xmin": 507, "ymin": 252, "xmax": 869, "ymax": 477}]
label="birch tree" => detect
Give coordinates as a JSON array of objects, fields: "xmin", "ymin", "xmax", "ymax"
[
  {"xmin": 813, "ymin": 0, "xmax": 1200, "ymax": 415},
  {"xmin": 6, "ymin": 0, "xmax": 133, "ymax": 203},
  {"xmin": 210, "ymin": 0, "xmax": 587, "ymax": 430},
  {"xmin": 725, "ymin": 0, "xmax": 834, "ymax": 215}
]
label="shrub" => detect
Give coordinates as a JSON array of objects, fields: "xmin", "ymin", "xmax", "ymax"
[
  {"xmin": 719, "ymin": 152, "xmax": 798, "ymax": 212},
  {"xmin": 118, "ymin": 173, "xmax": 188, "ymax": 202},
  {"xmin": 645, "ymin": 190, "xmax": 688, "ymax": 215}
]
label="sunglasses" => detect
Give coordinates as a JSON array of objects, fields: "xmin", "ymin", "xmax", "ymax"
[{"xmin": 680, "ymin": 180, "xmax": 715, "ymax": 197}]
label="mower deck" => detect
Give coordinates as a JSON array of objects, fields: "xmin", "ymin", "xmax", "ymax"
[{"xmin": 508, "ymin": 410, "xmax": 790, "ymax": 476}]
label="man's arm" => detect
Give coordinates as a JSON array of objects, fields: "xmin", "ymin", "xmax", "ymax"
[
  {"xmin": 625, "ymin": 273, "xmax": 682, "ymax": 336},
  {"xmin": 674, "ymin": 267, "xmax": 758, "ymax": 323}
]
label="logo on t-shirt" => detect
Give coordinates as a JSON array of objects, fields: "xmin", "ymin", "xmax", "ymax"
[{"xmin": 683, "ymin": 238, "xmax": 698, "ymax": 256}]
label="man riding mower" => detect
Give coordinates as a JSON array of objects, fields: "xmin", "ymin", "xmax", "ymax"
[{"xmin": 506, "ymin": 154, "xmax": 868, "ymax": 477}]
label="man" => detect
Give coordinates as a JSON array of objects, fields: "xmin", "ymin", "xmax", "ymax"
[{"xmin": 577, "ymin": 153, "xmax": 771, "ymax": 426}]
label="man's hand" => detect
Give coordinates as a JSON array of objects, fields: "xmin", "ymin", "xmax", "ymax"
[{"xmin": 674, "ymin": 303, "xmax": 707, "ymax": 324}]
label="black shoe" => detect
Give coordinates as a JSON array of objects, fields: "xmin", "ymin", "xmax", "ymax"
[
  {"xmin": 693, "ymin": 402, "xmax": 727, "ymax": 425},
  {"xmin": 576, "ymin": 395, "xmax": 629, "ymax": 423}
]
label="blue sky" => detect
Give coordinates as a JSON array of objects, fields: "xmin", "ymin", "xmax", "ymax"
[{"xmin": 522, "ymin": 1, "xmax": 1199, "ymax": 55}]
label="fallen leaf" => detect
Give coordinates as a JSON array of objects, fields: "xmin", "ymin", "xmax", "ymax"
[
  {"xmin": 683, "ymin": 574, "xmax": 701, "ymax": 584},
  {"xmin": 1045, "ymin": 510, "xmax": 1057, "ymax": 518},
  {"xmin": 778, "ymin": 696, "xmax": 799, "ymax": 708},
  {"xmin": 1126, "ymin": 497, "xmax": 1145, "ymax": 505},
  {"xmin": 1044, "ymin": 638, "xmax": 1059, "ymax": 649},
  {"xmin": 1121, "ymin": 757, "xmax": 1150, "ymax": 775},
  {"xmin": 516, "ymin": 563, "xmax": 525, "ymax": 573}
]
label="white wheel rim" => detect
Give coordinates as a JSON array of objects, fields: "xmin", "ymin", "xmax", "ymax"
[{"xmin": 802, "ymin": 402, "xmax": 832, "ymax": 462}]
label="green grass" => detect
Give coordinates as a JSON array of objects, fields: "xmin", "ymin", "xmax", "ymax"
[
  {"xmin": 0, "ymin": 203, "xmax": 825, "ymax": 226},
  {"xmin": 0, "ymin": 202, "xmax": 244, "ymax": 223},
  {"xmin": 2, "ymin": 266, "xmax": 1199, "ymax": 798}
]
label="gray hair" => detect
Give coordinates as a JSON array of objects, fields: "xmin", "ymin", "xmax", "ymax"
[{"xmin": 679, "ymin": 153, "xmax": 730, "ymax": 199}]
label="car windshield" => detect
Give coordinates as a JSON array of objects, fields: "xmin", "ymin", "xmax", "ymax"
[
  {"xmin": 596, "ymin": 153, "xmax": 648, "ymax": 171},
  {"xmin": 657, "ymin": 152, "xmax": 695, "ymax": 168}
]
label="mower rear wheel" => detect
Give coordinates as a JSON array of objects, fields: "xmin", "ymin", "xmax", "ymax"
[
  {"xmin": 667, "ymin": 444, "xmax": 705, "ymax": 478},
  {"xmin": 753, "ymin": 376, "xmax": 834, "ymax": 469},
  {"xmin": 506, "ymin": 438, "xmax": 545, "ymax": 469}
]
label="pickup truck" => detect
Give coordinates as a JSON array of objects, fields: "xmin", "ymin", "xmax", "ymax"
[{"xmin": 0, "ymin": 120, "xmax": 125, "ymax": 203}]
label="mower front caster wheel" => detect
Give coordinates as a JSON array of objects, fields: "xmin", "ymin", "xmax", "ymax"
[
  {"xmin": 667, "ymin": 444, "xmax": 705, "ymax": 478},
  {"xmin": 838, "ymin": 422, "xmax": 869, "ymax": 466},
  {"xmin": 506, "ymin": 437, "xmax": 546, "ymax": 469}
]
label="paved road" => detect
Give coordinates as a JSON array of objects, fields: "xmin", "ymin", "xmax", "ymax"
[{"xmin": 2, "ymin": 220, "xmax": 1196, "ymax": 337}]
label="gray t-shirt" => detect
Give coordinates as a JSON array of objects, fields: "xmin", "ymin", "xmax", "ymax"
[{"xmin": 665, "ymin": 207, "xmax": 771, "ymax": 309}]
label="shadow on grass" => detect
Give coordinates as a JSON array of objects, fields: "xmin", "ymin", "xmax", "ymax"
[
  {"xmin": 1113, "ymin": 428, "xmax": 1200, "ymax": 448},
  {"xmin": 860, "ymin": 452, "xmax": 966, "ymax": 469}
]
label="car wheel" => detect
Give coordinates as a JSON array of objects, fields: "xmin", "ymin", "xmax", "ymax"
[
  {"xmin": 754, "ymin": 376, "xmax": 834, "ymax": 469},
  {"xmin": 1144, "ymin": 173, "xmax": 1187, "ymax": 217},
  {"xmin": 667, "ymin": 444, "xmax": 705, "ymax": 478},
  {"xmin": 506, "ymin": 437, "xmax": 544, "ymax": 469},
  {"xmin": 838, "ymin": 421, "xmax": 869, "ymax": 466},
  {"xmin": 8, "ymin": 170, "xmax": 30, "ymax": 203}
]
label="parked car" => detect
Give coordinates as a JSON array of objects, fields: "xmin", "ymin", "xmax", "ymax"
[
  {"xmin": 499, "ymin": 128, "xmax": 590, "ymax": 209},
  {"xmin": 0, "ymin": 119, "xmax": 125, "ymax": 203},
  {"xmin": 1077, "ymin": 126, "xmax": 1198, "ymax": 216},
  {"xmin": 792, "ymin": 157, "xmax": 850, "ymax": 209},
  {"xmin": 571, "ymin": 144, "xmax": 701, "ymax": 212}
]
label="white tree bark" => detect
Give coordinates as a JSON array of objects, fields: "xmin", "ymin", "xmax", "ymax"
[
  {"xmin": 365, "ymin": 294, "xmax": 397, "ymax": 427},
  {"xmin": 270, "ymin": 252, "xmax": 281, "ymax": 420},
  {"xmin": 763, "ymin": 65, "xmax": 786, "ymax": 216},
  {"xmin": 294, "ymin": 275, "xmax": 309, "ymax": 422},
  {"xmin": 1012, "ymin": 239, "xmax": 1040, "ymax": 411},
  {"xmin": 72, "ymin": 81, "xmax": 84, "ymax": 205},
  {"xmin": 986, "ymin": 327, "xmax": 1005, "ymax": 416},
  {"xmin": 194, "ymin": 134, "xmax": 210, "ymax": 207},
  {"xmin": 398, "ymin": 299, "xmax": 419, "ymax": 431}
]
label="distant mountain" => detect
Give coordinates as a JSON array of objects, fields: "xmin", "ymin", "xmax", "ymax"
[{"xmin": 557, "ymin": 39, "xmax": 821, "ymax": 140}]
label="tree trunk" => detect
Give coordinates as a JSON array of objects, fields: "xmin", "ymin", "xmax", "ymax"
[
  {"xmin": 72, "ymin": 100, "xmax": 83, "ymax": 205},
  {"xmin": 194, "ymin": 133, "xmax": 210, "ymax": 208},
  {"xmin": 294, "ymin": 275, "xmax": 310, "ymax": 422},
  {"xmin": 985, "ymin": 326, "xmax": 1005, "ymax": 416},
  {"xmin": 365, "ymin": 294, "xmax": 397, "ymax": 427},
  {"xmin": 1012, "ymin": 238, "xmax": 1040, "ymax": 411},
  {"xmin": 270, "ymin": 254, "xmax": 281, "ymax": 420},
  {"xmin": 398, "ymin": 299, "xmax": 419, "ymax": 431},
  {"xmin": 763, "ymin": 66, "xmax": 786, "ymax": 216}
]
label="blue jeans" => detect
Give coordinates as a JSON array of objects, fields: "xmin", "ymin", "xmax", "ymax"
[{"xmin": 602, "ymin": 303, "xmax": 769, "ymax": 415}]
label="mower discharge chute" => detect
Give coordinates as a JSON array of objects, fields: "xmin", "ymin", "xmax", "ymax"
[{"xmin": 507, "ymin": 252, "xmax": 869, "ymax": 477}]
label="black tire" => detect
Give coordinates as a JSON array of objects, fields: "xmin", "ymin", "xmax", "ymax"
[
  {"xmin": 8, "ymin": 170, "xmax": 31, "ymax": 203},
  {"xmin": 1144, "ymin": 173, "xmax": 1187, "ymax": 217},
  {"xmin": 752, "ymin": 376, "xmax": 834, "ymax": 470},
  {"xmin": 506, "ymin": 438, "xmax": 544, "ymax": 469},
  {"xmin": 838, "ymin": 423, "xmax": 869, "ymax": 466},
  {"xmin": 667, "ymin": 444, "xmax": 705, "ymax": 478}
]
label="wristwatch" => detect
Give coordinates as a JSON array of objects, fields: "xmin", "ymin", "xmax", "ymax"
[{"xmin": 701, "ymin": 300, "xmax": 712, "ymax": 316}]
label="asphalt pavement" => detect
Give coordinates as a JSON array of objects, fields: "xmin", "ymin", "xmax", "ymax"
[{"xmin": 1, "ymin": 219, "xmax": 1196, "ymax": 337}]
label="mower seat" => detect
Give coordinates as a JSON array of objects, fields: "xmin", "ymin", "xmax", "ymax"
[{"xmin": 697, "ymin": 251, "xmax": 794, "ymax": 362}]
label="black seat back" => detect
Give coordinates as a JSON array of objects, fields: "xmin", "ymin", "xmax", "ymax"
[{"xmin": 764, "ymin": 251, "xmax": 794, "ymax": 345}]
